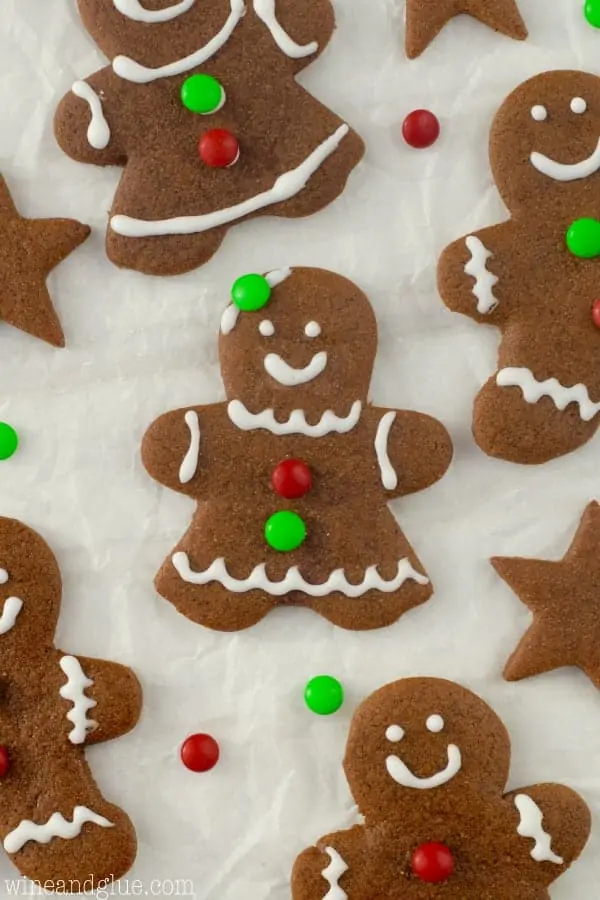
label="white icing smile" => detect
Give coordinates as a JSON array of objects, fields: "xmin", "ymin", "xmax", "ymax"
[
  {"xmin": 530, "ymin": 137, "xmax": 600, "ymax": 182},
  {"xmin": 264, "ymin": 351, "xmax": 327, "ymax": 386},
  {"xmin": 385, "ymin": 716, "xmax": 462, "ymax": 790}
]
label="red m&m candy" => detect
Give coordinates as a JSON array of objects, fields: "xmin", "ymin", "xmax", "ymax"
[
  {"xmin": 402, "ymin": 110, "xmax": 440, "ymax": 149},
  {"xmin": 199, "ymin": 129, "xmax": 239, "ymax": 168},
  {"xmin": 411, "ymin": 842, "xmax": 454, "ymax": 883},
  {"xmin": 271, "ymin": 459, "xmax": 312, "ymax": 499},
  {"xmin": 0, "ymin": 746, "xmax": 10, "ymax": 778},
  {"xmin": 180, "ymin": 733, "xmax": 220, "ymax": 772}
]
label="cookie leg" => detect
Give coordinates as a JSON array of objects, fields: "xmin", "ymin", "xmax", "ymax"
[
  {"xmin": 106, "ymin": 228, "xmax": 227, "ymax": 276},
  {"xmin": 307, "ymin": 578, "xmax": 433, "ymax": 631},
  {"xmin": 473, "ymin": 376, "xmax": 598, "ymax": 464}
]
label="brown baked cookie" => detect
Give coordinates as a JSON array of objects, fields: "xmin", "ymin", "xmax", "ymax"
[
  {"xmin": 142, "ymin": 267, "xmax": 452, "ymax": 632},
  {"xmin": 405, "ymin": 0, "xmax": 527, "ymax": 59},
  {"xmin": 494, "ymin": 501, "xmax": 600, "ymax": 689},
  {"xmin": 0, "ymin": 175, "xmax": 89, "ymax": 347},
  {"xmin": 54, "ymin": 0, "xmax": 364, "ymax": 277},
  {"xmin": 438, "ymin": 70, "xmax": 600, "ymax": 465},
  {"xmin": 0, "ymin": 517, "xmax": 141, "ymax": 886},
  {"xmin": 292, "ymin": 678, "xmax": 590, "ymax": 899}
]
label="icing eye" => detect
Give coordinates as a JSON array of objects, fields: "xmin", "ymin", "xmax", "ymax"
[
  {"xmin": 305, "ymin": 321, "xmax": 321, "ymax": 338},
  {"xmin": 426, "ymin": 714, "xmax": 444, "ymax": 733},
  {"xmin": 0, "ymin": 569, "xmax": 8, "ymax": 585},
  {"xmin": 385, "ymin": 725, "xmax": 404, "ymax": 743},
  {"xmin": 571, "ymin": 97, "xmax": 587, "ymax": 115},
  {"xmin": 531, "ymin": 105, "xmax": 548, "ymax": 122},
  {"xmin": 259, "ymin": 320, "xmax": 275, "ymax": 337}
]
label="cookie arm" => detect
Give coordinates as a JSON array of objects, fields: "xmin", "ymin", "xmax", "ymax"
[
  {"xmin": 437, "ymin": 224, "xmax": 509, "ymax": 324},
  {"xmin": 74, "ymin": 657, "xmax": 142, "ymax": 745},
  {"xmin": 54, "ymin": 68, "xmax": 125, "ymax": 166},
  {"xmin": 292, "ymin": 828, "xmax": 363, "ymax": 900},
  {"xmin": 504, "ymin": 784, "xmax": 591, "ymax": 887},
  {"xmin": 371, "ymin": 408, "xmax": 453, "ymax": 500},
  {"xmin": 142, "ymin": 405, "xmax": 221, "ymax": 499}
]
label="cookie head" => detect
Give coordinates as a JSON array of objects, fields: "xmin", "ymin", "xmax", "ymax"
[
  {"xmin": 343, "ymin": 678, "xmax": 511, "ymax": 822},
  {"xmin": 219, "ymin": 267, "xmax": 377, "ymax": 418},
  {"xmin": 490, "ymin": 70, "xmax": 600, "ymax": 214}
]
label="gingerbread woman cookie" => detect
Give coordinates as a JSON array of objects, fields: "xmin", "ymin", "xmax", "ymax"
[
  {"xmin": 0, "ymin": 517, "xmax": 141, "ymax": 886},
  {"xmin": 292, "ymin": 678, "xmax": 590, "ymax": 899},
  {"xmin": 405, "ymin": 0, "xmax": 527, "ymax": 59},
  {"xmin": 54, "ymin": 0, "xmax": 364, "ymax": 276},
  {"xmin": 439, "ymin": 70, "xmax": 600, "ymax": 465},
  {"xmin": 142, "ymin": 267, "xmax": 452, "ymax": 632}
]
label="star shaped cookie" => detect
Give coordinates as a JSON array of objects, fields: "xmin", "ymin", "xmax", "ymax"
[
  {"xmin": 0, "ymin": 175, "xmax": 90, "ymax": 347},
  {"xmin": 493, "ymin": 502, "xmax": 600, "ymax": 689},
  {"xmin": 405, "ymin": 0, "xmax": 527, "ymax": 59}
]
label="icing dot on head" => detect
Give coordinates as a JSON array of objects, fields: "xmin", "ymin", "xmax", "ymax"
[
  {"xmin": 259, "ymin": 320, "xmax": 275, "ymax": 337},
  {"xmin": 426, "ymin": 714, "xmax": 444, "ymax": 733},
  {"xmin": 0, "ymin": 569, "xmax": 8, "ymax": 585},
  {"xmin": 531, "ymin": 105, "xmax": 548, "ymax": 122},
  {"xmin": 385, "ymin": 724, "xmax": 404, "ymax": 743},
  {"xmin": 305, "ymin": 321, "xmax": 321, "ymax": 338},
  {"xmin": 571, "ymin": 97, "xmax": 587, "ymax": 114}
]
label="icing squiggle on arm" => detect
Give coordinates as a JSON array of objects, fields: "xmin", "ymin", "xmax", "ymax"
[
  {"xmin": 514, "ymin": 794, "xmax": 564, "ymax": 864},
  {"xmin": 253, "ymin": 0, "xmax": 318, "ymax": 58},
  {"xmin": 0, "ymin": 596, "xmax": 23, "ymax": 635},
  {"xmin": 4, "ymin": 807, "xmax": 113, "ymax": 854},
  {"xmin": 59, "ymin": 656, "xmax": 97, "ymax": 745},
  {"xmin": 464, "ymin": 236, "xmax": 499, "ymax": 314},
  {"xmin": 496, "ymin": 368, "xmax": 600, "ymax": 422},
  {"xmin": 179, "ymin": 411, "xmax": 201, "ymax": 484},
  {"xmin": 375, "ymin": 412, "xmax": 398, "ymax": 490},
  {"xmin": 322, "ymin": 847, "xmax": 348, "ymax": 900},
  {"xmin": 113, "ymin": 0, "xmax": 195, "ymax": 22},
  {"xmin": 71, "ymin": 82, "xmax": 111, "ymax": 150}
]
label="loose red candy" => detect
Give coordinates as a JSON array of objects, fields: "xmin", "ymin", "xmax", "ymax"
[
  {"xmin": 593, "ymin": 299, "xmax": 600, "ymax": 329},
  {"xmin": 180, "ymin": 733, "xmax": 220, "ymax": 772},
  {"xmin": 402, "ymin": 110, "xmax": 440, "ymax": 149},
  {"xmin": 199, "ymin": 129, "xmax": 240, "ymax": 168},
  {"xmin": 271, "ymin": 459, "xmax": 312, "ymax": 499},
  {"xmin": 0, "ymin": 746, "xmax": 10, "ymax": 778},
  {"xmin": 411, "ymin": 842, "xmax": 454, "ymax": 883}
]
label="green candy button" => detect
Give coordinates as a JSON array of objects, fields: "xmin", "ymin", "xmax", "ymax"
[
  {"xmin": 566, "ymin": 218, "xmax": 600, "ymax": 259},
  {"xmin": 304, "ymin": 676, "xmax": 344, "ymax": 716},
  {"xmin": 0, "ymin": 423, "xmax": 18, "ymax": 461},
  {"xmin": 231, "ymin": 274, "xmax": 271, "ymax": 312},
  {"xmin": 181, "ymin": 74, "xmax": 225, "ymax": 115},
  {"xmin": 265, "ymin": 510, "xmax": 306, "ymax": 552},
  {"xmin": 585, "ymin": 0, "xmax": 600, "ymax": 28}
]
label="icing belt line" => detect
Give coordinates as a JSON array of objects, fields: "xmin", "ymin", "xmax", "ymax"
[
  {"xmin": 497, "ymin": 367, "xmax": 600, "ymax": 422},
  {"xmin": 4, "ymin": 807, "xmax": 114, "ymax": 854}
]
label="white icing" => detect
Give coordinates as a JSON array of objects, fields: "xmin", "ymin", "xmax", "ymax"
[
  {"xmin": 374, "ymin": 412, "xmax": 398, "ymax": 491},
  {"xmin": 386, "ymin": 744, "xmax": 462, "ymax": 790},
  {"xmin": 385, "ymin": 725, "xmax": 404, "ymax": 743},
  {"xmin": 227, "ymin": 399, "xmax": 362, "ymax": 437},
  {"xmin": 259, "ymin": 320, "xmax": 275, "ymax": 337},
  {"xmin": 322, "ymin": 847, "xmax": 348, "ymax": 900},
  {"xmin": 113, "ymin": 0, "xmax": 195, "ymax": 22},
  {"xmin": 112, "ymin": 0, "xmax": 246, "ymax": 83},
  {"xmin": 173, "ymin": 552, "xmax": 429, "ymax": 598},
  {"xmin": 305, "ymin": 321, "xmax": 321, "ymax": 338},
  {"xmin": 264, "ymin": 351, "xmax": 327, "ymax": 386},
  {"xmin": 530, "ymin": 137, "xmax": 600, "ymax": 181},
  {"xmin": 110, "ymin": 126, "xmax": 349, "ymax": 236},
  {"xmin": 179, "ymin": 411, "xmax": 201, "ymax": 484},
  {"xmin": 571, "ymin": 97, "xmax": 587, "ymax": 114},
  {"xmin": 531, "ymin": 105, "xmax": 547, "ymax": 122},
  {"xmin": 514, "ymin": 794, "xmax": 564, "ymax": 865},
  {"xmin": 4, "ymin": 807, "xmax": 113, "ymax": 855},
  {"xmin": 0, "ymin": 597, "xmax": 22, "ymax": 635},
  {"xmin": 253, "ymin": 0, "xmax": 318, "ymax": 58},
  {"xmin": 464, "ymin": 236, "xmax": 499, "ymax": 314},
  {"xmin": 496, "ymin": 367, "xmax": 600, "ymax": 422},
  {"xmin": 265, "ymin": 267, "xmax": 292, "ymax": 287},
  {"xmin": 221, "ymin": 304, "xmax": 240, "ymax": 335},
  {"xmin": 426, "ymin": 714, "xmax": 444, "ymax": 733},
  {"xmin": 71, "ymin": 81, "xmax": 110, "ymax": 150},
  {"xmin": 0, "ymin": 569, "xmax": 8, "ymax": 584},
  {"xmin": 59, "ymin": 656, "xmax": 97, "ymax": 745}
]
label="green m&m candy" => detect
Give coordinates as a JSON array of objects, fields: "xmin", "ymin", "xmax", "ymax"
[
  {"xmin": 181, "ymin": 74, "xmax": 225, "ymax": 115},
  {"xmin": 304, "ymin": 676, "xmax": 344, "ymax": 716},
  {"xmin": 264, "ymin": 510, "xmax": 306, "ymax": 552},
  {"xmin": 0, "ymin": 423, "xmax": 18, "ymax": 461},
  {"xmin": 231, "ymin": 274, "xmax": 271, "ymax": 312},
  {"xmin": 566, "ymin": 217, "xmax": 600, "ymax": 259},
  {"xmin": 585, "ymin": 0, "xmax": 600, "ymax": 28}
]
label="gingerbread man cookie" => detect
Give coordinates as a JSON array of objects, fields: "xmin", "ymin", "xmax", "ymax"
[
  {"xmin": 142, "ymin": 267, "xmax": 452, "ymax": 632},
  {"xmin": 0, "ymin": 517, "xmax": 141, "ymax": 886},
  {"xmin": 54, "ymin": 0, "xmax": 364, "ymax": 276},
  {"xmin": 439, "ymin": 70, "xmax": 600, "ymax": 465},
  {"xmin": 292, "ymin": 678, "xmax": 590, "ymax": 899},
  {"xmin": 405, "ymin": 0, "xmax": 527, "ymax": 59}
]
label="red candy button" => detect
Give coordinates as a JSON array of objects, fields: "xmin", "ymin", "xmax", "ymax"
[
  {"xmin": 0, "ymin": 746, "xmax": 10, "ymax": 778},
  {"xmin": 402, "ymin": 110, "xmax": 440, "ymax": 149},
  {"xmin": 593, "ymin": 299, "xmax": 600, "ymax": 328},
  {"xmin": 271, "ymin": 459, "xmax": 312, "ymax": 499},
  {"xmin": 180, "ymin": 733, "xmax": 220, "ymax": 772},
  {"xmin": 411, "ymin": 842, "xmax": 454, "ymax": 883},
  {"xmin": 199, "ymin": 129, "xmax": 240, "ymax": 168}
]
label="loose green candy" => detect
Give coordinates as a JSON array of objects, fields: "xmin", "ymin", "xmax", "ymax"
[
  {"xmin": 304, "ymin": 676, "xmax": 344, "ymax": 716},
  {"xmin": 231, "ymin": 274, "xmax": 271, "ymax": 312},
  {"xmin": 264, "ymin": 510, "xmax": 306, "ymax": 552},
  {"xmin": 181, "ymin": 74, "xmax": 224, "ymax": 115},
  {"xmin": 584, "ymin": 0, "xmax": 600, "ymax": 28},
  {"xmin": 566, "ymin": 218, "xmax": 600, "ymax": 259},
  {"xmin": 0, "ymin": 423, "xmax": 18, "ymax": 461}
]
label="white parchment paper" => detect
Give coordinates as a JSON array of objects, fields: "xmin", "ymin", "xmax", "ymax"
[{"xmin": 0, "ymin": 0, "xmax": 599, "ymax": 896}]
